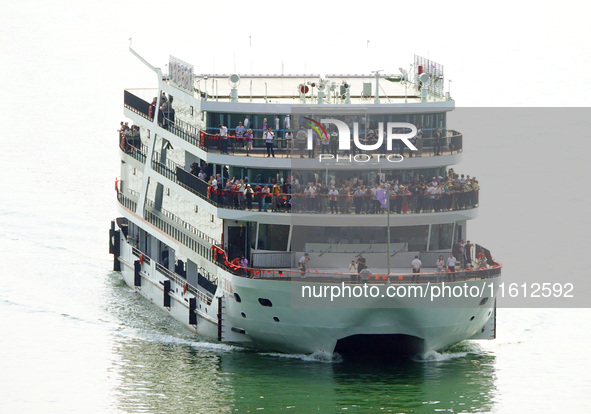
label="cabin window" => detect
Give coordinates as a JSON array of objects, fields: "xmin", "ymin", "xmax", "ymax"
[
  {"xmin": 291, "ymin": 225, "xmax": 428, "ymax": 252},
  {"xmin": 429, "ymin": 223, "xmax": 454, "ymax": 251},
  {"xmin": 258, "ymin": 224, "xmax": 289, "ymax": 251}
]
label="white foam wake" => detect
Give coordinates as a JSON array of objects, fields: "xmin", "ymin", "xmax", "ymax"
[
  {"xmin": 414, "ymin": 342, "xmax": 482, "ymax": 362},
  {"xmin": 258, "ymin": 350, "xmax": 343, "ymax": 363}
]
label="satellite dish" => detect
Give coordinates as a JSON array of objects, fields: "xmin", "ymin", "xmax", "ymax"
[
  {"xmin": 419, "ymin": 73, "xmax": 430, "ymax": 83},
  {"xmin": 228, "ymin": 74, "xmax": 241, "ymax": 88}
]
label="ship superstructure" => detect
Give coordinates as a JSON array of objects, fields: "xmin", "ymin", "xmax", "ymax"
[{"xmin": 109, "ymin": 49, "xmax": 501, "ymax": 357}]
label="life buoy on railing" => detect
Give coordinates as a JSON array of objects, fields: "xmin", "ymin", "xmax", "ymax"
[
  {"xmin": 183, "ymin": 283, "xmax": 188, "ymax": 294},
  {"xmin": 115, "ymin": 177, "xmax": 118, "ymax": 192},
  {"xmin": 139, "ymin": 254, "xmax": 144, "ymax": 265}
]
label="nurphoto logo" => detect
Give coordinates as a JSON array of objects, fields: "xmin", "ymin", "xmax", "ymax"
[{"xmin": 304, "ymin": 118, "xmax": 418, "ymax": 163}]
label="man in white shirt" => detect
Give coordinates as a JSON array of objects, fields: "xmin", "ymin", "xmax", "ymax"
[
  {"xmin": 446, "ymin": 253, "xmax": 457, "ymax": 281},
  {"xmin": 426, "ymin": 184, "xmax": 436, "ymax": 212},
  {"xmin": 433, "ymin": 184, "xmax": 443, "ymax": 212},
  {"xmin": 265, "ymin": 127, "xmax": 275, "ymax": 157},
  {"xmin": 298, "ymin": 253, "xmax": 310, "ymax": 276},
  {"xmin": 235, "ymin": 122, "xmax": 245, "ymax": 138},
  {"xmin": 411, "ymin": 255, "xmax": 422, "ymax": 282},
  {"xmin": 219, "ymin": 124, "xmax": 229, "ymax": 154},
  {"xmin": 304, "ymin": 183, "xmax": 316, "ymax": 212},
  {"xmin": 328, "ymin": 186, "xmax": 339, "ymax": 214}
]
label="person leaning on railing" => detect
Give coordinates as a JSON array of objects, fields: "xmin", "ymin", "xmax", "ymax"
[
  {"xmin": 272, "ymin": 182, "xmax": 281, "ymax": 211},
  {"xmin": 260, "ymin": 185, "xmax": 271, "ymax": 211},
  {"xmin": 245, "ymin": 184, "xmax": 254, "ymax": 210},
  {"xmin": 219, "ymin": 124, "xmax": 229, "ymax": 154},
  {"xmin": 235, "ymin": 121, "xmax": 245, "ymax": 149},
  {"xmin": 285, "ymin": 131, "xmax": 293, "ymax": 157},
  {"xmin": 244, "ymin": 129, "xmax": 253, "ymax": 156}
]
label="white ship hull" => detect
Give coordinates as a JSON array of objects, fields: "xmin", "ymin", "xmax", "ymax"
[{"xmin": 114, "ymin": 226, "xmax": 500, "ymax": 357}]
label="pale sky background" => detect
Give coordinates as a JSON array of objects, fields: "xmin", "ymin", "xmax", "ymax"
[
  {"xmin": 2, "ymin": 0, "xmax": 589, "ymax": 108},
  {"xmin": 118, "ymin": 0, "xmax": 591, "ymax": 107}
]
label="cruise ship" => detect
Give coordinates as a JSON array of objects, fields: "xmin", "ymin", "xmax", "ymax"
[{"xmin": 109, "ymin": 48, "xmax": 502, "ymax": 358}]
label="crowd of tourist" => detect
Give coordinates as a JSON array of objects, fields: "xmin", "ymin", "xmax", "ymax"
[
  {"xmin": 118, "ymin": 121, "xmax": 141, "ymax": 153},
  {"xmin": 188, "ymin": 163, "xmax": 479, "ymax": 214},
  {"xmin": 153, "ymin": 92, "xmax": 175, "ymax": 129}
]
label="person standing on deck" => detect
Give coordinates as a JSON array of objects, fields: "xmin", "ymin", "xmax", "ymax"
[
  {"xmin": 411, "ymin": 255, "xmax": 422, "ymax": 282},
  {"xmin": 299, "ymin": 253, "xmax": 310, "ymax": 277},
  {"xmin": 244, "ymin": 128, "xmax": 253, "ymax": 156},
  {"xmin": 436, "ymin": 255, "xmax": 445, "ymax": 282},
  {"xmin": 219, "ymin": 124, "xmax": 229, "ymax": 154},
  {"xmin": 356, "ymin": 254, "xmax": 367, "ymax": 273},
  {"xmin": 265, "ymin": 127, "xmax": 275, "ymax": 157}
]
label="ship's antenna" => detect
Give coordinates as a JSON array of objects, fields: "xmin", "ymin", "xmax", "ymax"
[{"xmin": 249, "ymin": 35, "xmax": 253, "ymax": 75}]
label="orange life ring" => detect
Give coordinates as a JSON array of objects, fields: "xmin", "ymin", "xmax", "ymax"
[
  {"xmin": 139, "ymin": 254, "xmax": 144, "ymax": 265},
  {"xmin": 183, "ymin": 283, "xmax": 188, "ymax": 294},
  {"xmin": 115, "ymin": 177, "xmax": 118, "ymax": 192}
]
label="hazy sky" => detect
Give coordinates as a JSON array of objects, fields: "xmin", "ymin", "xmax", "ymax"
[
  {"xmin": 2, "ymin": 0, "xmax": 589, "ymax": 109},
  {"xmin": 119, "ymin": 0, "xmax": 590, "ymax": 106}
]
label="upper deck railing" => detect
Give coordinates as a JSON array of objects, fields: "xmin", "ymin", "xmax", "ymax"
[
  {"xmin": 119, "ymin": 132, "xmax": 148, "ymax": 164},
  {"xmin": 124, "ymin": 90, "xmax": 154, "ymax": 120},
  {"xmin": 248, "ymin": 264, "xmax": 502, "ymax": 284},
  {"xmin": 151, "ymin": 155, "xmax": 479, "ymax": 215},
  {"xmin": 123, "ymin": 90, "xmax": 463, "ymax": 158},
  {"xmin": 117, "ymin": 190, "xmax": 137, "ymax": 211}
]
